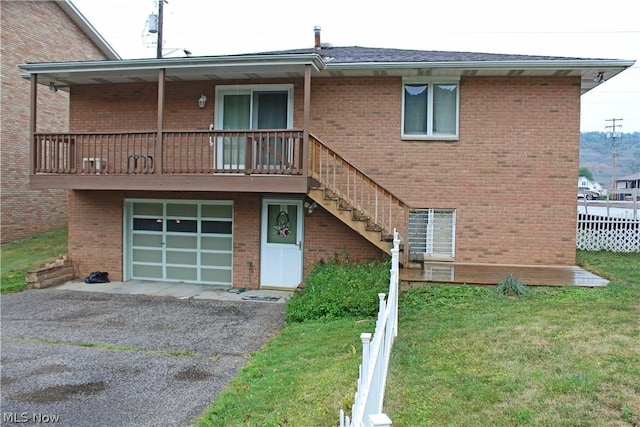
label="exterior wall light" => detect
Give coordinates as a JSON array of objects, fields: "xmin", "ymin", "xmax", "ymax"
[
  {"xmin": 198, "ymin": 94, "xmax": 207, "ymax": 109},
  {"xmin": 304, "ymin": 201, "xmax": 318, "ymax": 213}
]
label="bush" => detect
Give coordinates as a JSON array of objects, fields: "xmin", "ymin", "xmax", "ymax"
[
  {"xmin": 285, "ymin": 259, "xmax": 390, "ymax": 323},
  {"xmin": 496, "ymin": 274, "xmax": 529, "ymax": 297}
]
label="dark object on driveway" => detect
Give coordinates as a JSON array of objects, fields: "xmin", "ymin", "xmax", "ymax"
[{"xmin": 84, "ymin": 271, "xmax": 110, "ymax": 283}]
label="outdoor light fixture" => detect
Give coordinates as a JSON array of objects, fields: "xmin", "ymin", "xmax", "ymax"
[
  {"xmin": 48, "ymin": 82, "xmax": 68, "ymax": 92},
  {"xmin": 594, "ymin": 72, "xmax": 605, "ymax": 84},
  {"xmin": 304, "ymin": 201, "xmax": 318, "ymax": 213},
  {"xmin": 198, "ymin": 94, "xmax": 207, "ymax": 109}
]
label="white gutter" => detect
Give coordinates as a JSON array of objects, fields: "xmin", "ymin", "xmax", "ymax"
[
  {"xmin": 19, "ymin": 54, "xmax": 326, "ymax": 75},
  {"xmin": 324, "ymin": 59, "xmax": 636, "ymax": 71}
]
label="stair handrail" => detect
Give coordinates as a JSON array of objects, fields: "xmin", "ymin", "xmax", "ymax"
[{"xmin": 309, "ymin": 133, "xmax": 409, "ymax": 243}]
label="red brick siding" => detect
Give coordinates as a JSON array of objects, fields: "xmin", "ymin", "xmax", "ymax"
[
  {"xmin": 303, "ymin": 206, "xmax": 386, "ymax": 276},
  {"xmin": 70, "ymin": 79, "xmax": 305, "ymax": 132},
  {"xmin": 65, "ymin": 74, "xmax": 580, "ymax": 268},
  {"xmin": 0, "ymin": 1, "xmax": 110, "ymax": 243},
  {"xmin": 307, "ymin": 76, "xmax": 581, "ymax": 265},
  {"xmin": 68, "ymin": 191, "xmax": 260, "ymax": 287},
  {"xmin": 232, "ymin": 194, "xmax": 261, "ymax": 289},
  {"xmin": 68, "ymin": 191, "xmax": 383, "ymax": 287},
  {"xmin": 70, "ymin": 84, "xmax": 158, "ymax": 132}
]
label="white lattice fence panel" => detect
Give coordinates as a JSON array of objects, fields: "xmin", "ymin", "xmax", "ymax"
[{"xmin": 577, "ymin": 213, "xmax": 640, "ymax": 252}]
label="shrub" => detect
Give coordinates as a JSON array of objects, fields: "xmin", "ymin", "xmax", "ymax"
[
  {"xmin": 496, "ymin": 274, "xmax": 529, "ymax": 297},
  {"xmin": 285, "ymin": 259, "xmax": 390, "ymax": 323}
]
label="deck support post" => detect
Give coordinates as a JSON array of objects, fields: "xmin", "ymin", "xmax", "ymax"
[
  {"xmin": 30, "ymin": 73, "xmax": 38, "ymax": 175},
  {"xmin": 302, "ymin": 64, "xmax": 311, "ymax": 181},
  {"xmin": 156, "ymin": 68, "xmax": 165, "ymax": 174}
]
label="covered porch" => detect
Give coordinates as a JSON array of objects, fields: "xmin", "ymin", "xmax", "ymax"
[{"xmin": 30, "ymin": 129, "xmax": 309, "ymax": 192}]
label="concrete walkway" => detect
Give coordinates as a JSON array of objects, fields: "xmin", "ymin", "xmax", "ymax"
[{"xmin": 56, "ymin": 279, "xmax": 292, "ymax": 303}]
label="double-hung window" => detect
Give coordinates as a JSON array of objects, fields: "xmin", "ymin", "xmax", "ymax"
[{"xmin": 402, "ymin": 78, "xmax": 459, "ymax": 140}]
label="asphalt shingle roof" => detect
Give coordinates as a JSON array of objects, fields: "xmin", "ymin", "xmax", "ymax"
[{"xmin": 250, "ymin": 46, "xmax": 606, "ymax": 64}]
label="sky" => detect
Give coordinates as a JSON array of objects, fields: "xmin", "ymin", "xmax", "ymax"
[{"xmin": 71, "ymin": 0, "xmax": 640, "ymax": 133}]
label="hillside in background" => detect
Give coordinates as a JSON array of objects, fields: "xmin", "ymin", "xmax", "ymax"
[{"xmin": 580, "ymin": 132, "xmax": 640, "ymax": 187}]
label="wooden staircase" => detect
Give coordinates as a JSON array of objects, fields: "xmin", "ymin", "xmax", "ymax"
[{"xmin": 308, "ymin": 134, "xmax": 409, "ymax": 257}]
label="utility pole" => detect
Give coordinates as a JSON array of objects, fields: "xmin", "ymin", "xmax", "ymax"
[
  {"xmin": 156, "ymin": 0, "xmax": 165, "ymax": 59},
  {"xmin": 605, "ymin": 118, "xmax": 623, "ymax": 199}
]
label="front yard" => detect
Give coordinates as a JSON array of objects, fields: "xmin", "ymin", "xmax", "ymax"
[
  {"xmin": 2, "ymin": 232, "xmax": 637, "ymax": 426},
  {"xmin": 198, "ymin": 251, "xmax": 639, "ymax": 426}
]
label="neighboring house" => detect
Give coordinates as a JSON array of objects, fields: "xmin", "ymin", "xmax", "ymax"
[
  {"xmin": 578, "ymin": 176, "xmax": 601, "ymax": 199},
  {"xmin": 0, "ymin": 0, "xmax": 118, "ymax": 244},
  {"xmin": 615, "ymin": 172, "xmax": 640, "ymax": 200},
  {"xmin": 615, "ymin": 172, "xmax": 640, "ymax": 189},
  {"xmin": 18, "ymin": 29, "xmax": 634, "ymax": 289},
  {"xmin": 578, "ymin": 176, "xmax": 603, "ymax": 193}
]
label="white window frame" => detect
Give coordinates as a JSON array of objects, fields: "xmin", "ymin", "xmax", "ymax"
[
  {"xmin": 408, "ymin": 208, "xmax": 456, "ymax": 261},
  {"xmin": 214, "ymin": 84, "xmax": 294, "ymax": 130},
  {"xmin": 401, "ymin": 77, "xmax": 460, "ymax": 141}
]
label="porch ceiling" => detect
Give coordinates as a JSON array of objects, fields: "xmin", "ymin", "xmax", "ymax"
[{"xmin": 20, "ymin": 54, "xmax": 325, "ymax": 89}]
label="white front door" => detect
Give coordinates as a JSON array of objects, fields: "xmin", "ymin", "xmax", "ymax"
[{"xmin": 260, "ymin": 199, "xmax": 303, "ymax": 289}]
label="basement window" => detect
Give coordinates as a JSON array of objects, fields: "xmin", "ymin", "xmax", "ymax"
[{"xmin": 408, "ymin": 209, "xmax": 456, "ymax": 261}]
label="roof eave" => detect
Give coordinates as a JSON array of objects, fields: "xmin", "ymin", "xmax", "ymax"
[
  {"xmin": 19, "ymin": 53, "xmax": 326, "ymax": 75},
  {"xmin": 325, "ymin": 58, "xmax": 635, "ymax": 71},
  {"xmin": 324, "ymin": 59, "xmax": 635, "ymax": 94}
]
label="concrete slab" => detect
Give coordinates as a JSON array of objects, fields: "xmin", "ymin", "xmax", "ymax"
[{"xmin": 55, "ymin": 280, "xmax": 291, "ymax": 303}]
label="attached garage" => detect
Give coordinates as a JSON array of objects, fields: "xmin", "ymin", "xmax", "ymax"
[{"xmin": 123, "ymin": 199, "xmax": 234, "ymax": 285}]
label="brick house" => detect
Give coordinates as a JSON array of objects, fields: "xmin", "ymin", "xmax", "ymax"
[
  {"xmin": 1, "ymin": 0, "xmax": 119, "ymax": 244},
  {"xmin": 18, "ymin": 29, "xmax": 634, "ymax": 289}
]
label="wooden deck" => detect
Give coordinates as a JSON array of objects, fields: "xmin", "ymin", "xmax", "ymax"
[{"xmin": 400, "ymin": 262, "xmax": 609, "ymax": 288}]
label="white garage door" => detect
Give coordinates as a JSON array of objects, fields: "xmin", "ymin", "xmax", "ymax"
[{"xmin": 125, "ymin": 200, "xmax": 233, "ymax": 285}]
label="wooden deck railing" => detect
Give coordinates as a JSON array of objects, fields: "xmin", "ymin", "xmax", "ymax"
[
  {"xmin": 163, "ymin": 130, "xmax": 304, "ymax": 174},
  {"xmin": 33, "ymin": 130, "xmax": 304, "ymax": 175},
  {"xmin": 309, "ymin": 134, "xmax": 409, "ymax": 241}
]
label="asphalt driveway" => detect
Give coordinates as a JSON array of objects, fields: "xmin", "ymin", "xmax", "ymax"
[{"xmin": 0, "ymin": 288, "xmax": 286, "ymax": 426}]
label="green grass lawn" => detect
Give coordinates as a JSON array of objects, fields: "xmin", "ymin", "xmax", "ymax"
[
  {"xmin": 386, "ymin": 251, "xmax": 640, "ymax": 426},
  {"xmin": 0, "ymin": 228, "xmax": 68, "ymax": 293},
  {"xmin": 197, "ymin": 251, "xmax": 640, "ymax": 427},
  {"xmin": 2, "ymin": 231, "xmax": 637, "ymax": 426}
]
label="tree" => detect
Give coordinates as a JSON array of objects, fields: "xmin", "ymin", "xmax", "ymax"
[{"xmin": 579, "ymin": 166, "xmax": 594, "ymax": 181}]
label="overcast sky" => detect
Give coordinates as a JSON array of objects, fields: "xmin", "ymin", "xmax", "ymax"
[{"xmin": 71, "ymin": 0, "xmax": 640, "ymax": 132}]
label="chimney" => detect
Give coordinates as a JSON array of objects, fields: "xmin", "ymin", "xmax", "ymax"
[{"xmin": 314, "ymin": 26, "xmax": 321, "ymax": 50}]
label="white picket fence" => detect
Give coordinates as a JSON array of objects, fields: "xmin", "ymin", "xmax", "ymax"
[
  {"xmin": 340, "ymin": 229, "xmax": 400, "ymax": 427},
  {"xmin": 577, "ymin": 212, "xmax": 640, "ymax": 252}
]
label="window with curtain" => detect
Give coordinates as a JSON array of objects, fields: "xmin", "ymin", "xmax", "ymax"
[
  {"xmin": 403, "ymin": 80, "xmax": 459, "ymax": 139},
  {"xmin": 215, "ymin": 85, "xmax": 293, "ymax": 169},
  {"xmin": 216, "ymin": 85, "xmax": 293, "ymax": 131}
]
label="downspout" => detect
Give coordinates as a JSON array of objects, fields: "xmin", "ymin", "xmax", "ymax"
[
  {"xmin": 156, "ymin": 68, "xmax": 165, "ymax": 174},
  {"xmin": 30, "ymin": 74, "xmax": 38, "ymax": 175},
  {"xmin": 302, "ymin": 64, "xmax": 311, "ymax": 181}
]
